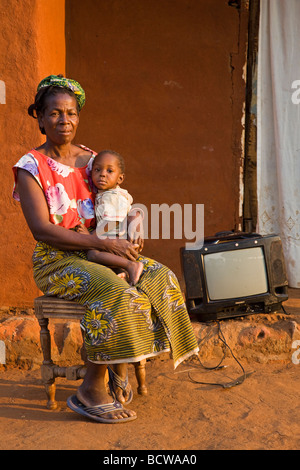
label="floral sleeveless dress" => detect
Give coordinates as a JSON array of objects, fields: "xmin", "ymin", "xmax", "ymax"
[{"xmin": 13, "ymin": 146, "xmax": 199, "ymax": 367}]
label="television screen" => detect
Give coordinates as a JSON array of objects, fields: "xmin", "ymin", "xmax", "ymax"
[
  {"xmin": 204, "ymin": 247, "xmax": 268, "ymax": 300},
  {"xmin": 181, "ymin": 233, "xmax": 289, "ymax": 321}
]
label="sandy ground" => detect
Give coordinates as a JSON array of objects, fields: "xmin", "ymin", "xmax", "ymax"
[
  {"xmin": 1, "ymin": 290, "xmax": 300, "ymax": 453},
  {"xmin": 0, "ymin": 354, "xmax": 299, "ymax": 451}
]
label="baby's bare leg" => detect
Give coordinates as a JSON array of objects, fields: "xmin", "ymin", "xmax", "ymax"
[
  {"xmin": 87, "ymin": 250, "xmax": 143, "ymax": 286},
  {"xmin": 75, "ymin": 226, "xmax": 102, "ymax": 264},
  {"xmin": 77, "ymin": 224, "xmax": 143, "ymax": 285}
]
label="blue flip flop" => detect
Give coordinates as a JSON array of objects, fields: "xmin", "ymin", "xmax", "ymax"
[
  {"xmin": 108, "ymin": 366, "xmax": 133, "ymax": 405},
  {"xmin": 67, "ymin": 395, "xmax": 137, "ymax": 423}
]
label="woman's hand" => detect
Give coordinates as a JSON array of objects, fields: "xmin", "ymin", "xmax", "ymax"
[
  {"xmin": 112, "ymin": 238, "xmax": 140, "ymax": 261},
  {"xmin": 91, "ymin": 233, "xmax": 139, "ymax": 261}
]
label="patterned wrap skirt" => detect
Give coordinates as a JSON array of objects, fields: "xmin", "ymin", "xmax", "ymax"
[{"xmin": 32, "ymin": 242, "xmax": 199, "ymax": 368}]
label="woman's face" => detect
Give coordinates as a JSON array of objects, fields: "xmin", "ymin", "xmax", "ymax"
[{"xmin": 38, "ymin": 92, "xmax": 79, "ymax": 145}]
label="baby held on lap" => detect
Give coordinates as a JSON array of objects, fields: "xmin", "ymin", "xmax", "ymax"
[{"xmin": 77, "ymin": 150, "xmax": 144, "ymax": 286}]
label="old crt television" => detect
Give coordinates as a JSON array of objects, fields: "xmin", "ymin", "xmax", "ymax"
[{"xmin": 181, "ymin": 232, "xmax": 288, "ymax": 322}]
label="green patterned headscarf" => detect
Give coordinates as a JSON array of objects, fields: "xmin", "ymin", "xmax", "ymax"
[{"xmin": 37, "ymin": 75, "xmax": 85, "ymax": 110}]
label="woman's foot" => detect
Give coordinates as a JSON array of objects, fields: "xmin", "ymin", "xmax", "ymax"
[
  {"xmin": 67, "ymin": 395, "xmax": 136, "ymax": 423},
  {"xmin": 76, "ymin": 363, "xmax": 136, "ymax": 422},
  {"xmin": 76, "ymin": 387, "xmax": 136, "ymax": 421},
  {"xmin": 110, "ymin": 363, "xmax": 133, "ymax": 404}
]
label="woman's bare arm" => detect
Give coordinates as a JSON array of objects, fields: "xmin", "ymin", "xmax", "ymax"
[{"xmin": 16, "ymin": 169, "xmax": 138, "ymax": 260}]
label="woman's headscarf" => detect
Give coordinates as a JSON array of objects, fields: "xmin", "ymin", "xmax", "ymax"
[{"xmin": 37, "ymin": 75, "xmax": 85, "ymax": 110}]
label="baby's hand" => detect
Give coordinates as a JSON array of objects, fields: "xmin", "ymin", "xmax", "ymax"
[
  {"xmin": 76, "ymin": 224, "xmax": 90, "ymax": 235},
  {"xmin": 134, "ymin": 237, "xmax": 143, "ymax": 253}
]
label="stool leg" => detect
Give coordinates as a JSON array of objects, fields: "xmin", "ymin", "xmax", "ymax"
[
  {"xmin": 44, "ymin": 382, "xmax": 57, "ymax": 411},
  {"xmin": 134, "ymin": 360, "xmax": 147, "ymax": 395},
  {"xmin": 38, "ymin": 318, "xmax": 57, "ymax": 410}
]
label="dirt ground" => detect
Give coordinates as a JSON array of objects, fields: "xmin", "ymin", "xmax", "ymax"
[{"xmin": 0, "ymin": 354, "xmax": 299, "ymax": 451}]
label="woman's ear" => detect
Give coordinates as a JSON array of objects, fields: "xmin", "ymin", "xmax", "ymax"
[{"xmin": 37, "ymin": 113, "xmax": 45, "ymax": 134}]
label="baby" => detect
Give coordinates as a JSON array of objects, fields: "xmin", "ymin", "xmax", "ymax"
[{"xmin": 78, "ymin": 150, "xmax": 144, "ymax": 286}]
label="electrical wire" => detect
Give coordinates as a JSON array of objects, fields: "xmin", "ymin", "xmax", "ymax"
[{"xmin": 188, "ymin": 321, "xmax": 254, "ymax": 388}]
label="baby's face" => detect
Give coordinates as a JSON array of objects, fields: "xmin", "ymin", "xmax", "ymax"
[{"xmin": 92, "ymin": 153, "xmax": 124, "ymax": 191}]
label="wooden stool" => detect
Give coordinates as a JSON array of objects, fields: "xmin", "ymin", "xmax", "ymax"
[{"xmin": 34, "ymin": 295, "xmax": 147, "ymax": 410}]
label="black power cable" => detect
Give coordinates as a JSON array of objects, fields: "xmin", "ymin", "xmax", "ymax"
[{"xmin": 188, "ymin": 321, "xmax": 254, "ymax": 388}]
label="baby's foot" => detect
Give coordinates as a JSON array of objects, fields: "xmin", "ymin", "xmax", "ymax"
[
  {"xmin": 114, "ymin": 269, "xmax": 129, "ymax": 282},
  {"xmin": 127, "ymin": 261, "xmax": 144, "ymax": 286},
  {"xmin": 117, "ymin": 272, "xmax": 128, "ymax": 280},
  {"xmin": 113, "ymin": 268, "xmax": 129, "ymax": 282}
]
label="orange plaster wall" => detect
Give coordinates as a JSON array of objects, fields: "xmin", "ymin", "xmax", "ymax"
[
  {"xmin": 0, "ymin": 0, "xmax": 248, "ymax": 308},
  {"xmin": 65, "ymin": 0, "xmax": 249, "ymax": 283},
  {"xmin": 0, "ymin": 0, "xmax": 65, "ymax": 308},
  {"xmin": 35, "ymin": 0, "xmax": 66, "ymax": 79}
]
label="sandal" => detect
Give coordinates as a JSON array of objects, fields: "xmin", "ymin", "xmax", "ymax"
[
  {"xmin": 67, "ymin": 395, "xmax": 136, "ymax": 423},
  {"xmin": 108, "ymin": 366, "xmax": 133, "ymax": 404}
]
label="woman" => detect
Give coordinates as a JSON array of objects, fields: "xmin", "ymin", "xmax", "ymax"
[{"xmin": 12, "ymin": 75, "xmax": 199, "ymax": 423}]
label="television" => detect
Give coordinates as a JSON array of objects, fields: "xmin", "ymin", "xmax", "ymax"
[{"xmin": 181, "ymin": 232, "xmax": 289, "ymax": 322}]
